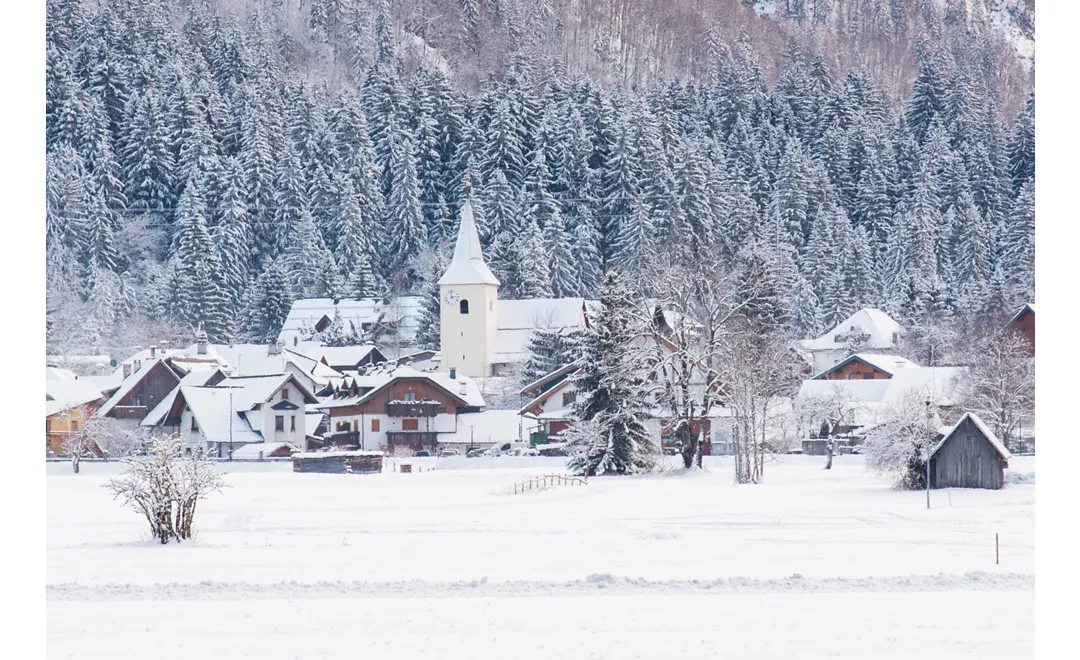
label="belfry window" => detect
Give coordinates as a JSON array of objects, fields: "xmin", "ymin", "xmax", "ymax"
[{"xmin": 460, "ymin": 300, "xmax": 470, "ymax": 314}]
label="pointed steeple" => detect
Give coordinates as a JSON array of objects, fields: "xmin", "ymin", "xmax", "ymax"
[{"xmin": 438, "ymin": 188, "xmax": 500, "ymax": 287}]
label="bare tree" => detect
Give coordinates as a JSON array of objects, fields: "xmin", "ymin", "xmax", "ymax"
[
  {"xmin": 795, "ymin": 384, "xmax": 863, "ymax": 469},
  {"xmin": 105, "ymin": 436, "xmax": 226, "ymax": 544},
  {"xmin": 83, "ymin": 416, "xmax": 146, "ymax": 461},
  {"xmin": 864, "ymin": 390, "xmax": 939, "ymax": 490},
  {"xmin": 955, "ymin": 330, "xmax": 1034, "ymax": 451},
  {"xmin": 58, "ymin": 405, "xmax": 104, "ymax": 474},
  {"xmin": 714, "ymin": 321, "xmax": 804, "ymax": 484},
  {"xmin": 639, "ymin": 258, "xmax": 765, "ymax": 470}
]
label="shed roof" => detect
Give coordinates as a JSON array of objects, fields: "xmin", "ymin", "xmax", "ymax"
[{"xmin": 930, "ymin": 412, "xmax": 1012, "ymax": 460}]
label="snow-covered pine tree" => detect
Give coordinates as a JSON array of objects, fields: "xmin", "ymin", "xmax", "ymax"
[
  {"xmin": 241, "ymin": 260, "xmax": 293, "ymax": 344},
  {"xmin": 566, "ymin": 271, "xmax": 657, "ymax": 477},
  {"xmin": 170, "ymin": 179, "xmax": 232, "ymax": 342},
  {"xmin": 383, "ymin": 131, "xmax": 428, "ymax": 289},
  {"xmin": 283, "ymin": 209, "xmax": 337, "ymax": 300}
]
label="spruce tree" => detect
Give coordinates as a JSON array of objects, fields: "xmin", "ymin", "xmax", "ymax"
[
  {"xmin": 567, "ymin": 271, "xmax": 657, "ymax": 477},
  {"xmin": 384, "ymin": 132, "xmax": 428, "ymax": 288}
]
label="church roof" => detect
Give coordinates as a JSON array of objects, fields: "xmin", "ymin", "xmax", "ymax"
[{"xmin": 438, "ymin": 199, "xmax": 500, "ymax": 287}]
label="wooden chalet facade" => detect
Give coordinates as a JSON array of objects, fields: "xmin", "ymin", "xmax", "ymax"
[
  {"xmin": 811, "ymin": 354, "xmax": 916, "ymax": 381},
  {"xmin": 97, "ymin": 359, "xmax": 198, "ymax": 428},
  {"xmin": 930, "ymin": 413, "xmax": 1011, "ymax": 490},
  {"xmin": 318, "ymin": 368, "xmax": 485, "ymax": 455}
]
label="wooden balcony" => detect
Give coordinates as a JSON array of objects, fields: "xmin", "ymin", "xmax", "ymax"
[
  {"xmin": 327, "ymin": 431, "xmax": 362, "ymax": 447},
  {"xmin": 113, "ymin": 405, "xmax": 148, "ymax": 420},
  {"xmin": 386, "ymin": 431, "xmax": 438, "ymax": 447},
  {"xmin": 385, "ymin": 401, "xmax": 444, "ymax": 417}
]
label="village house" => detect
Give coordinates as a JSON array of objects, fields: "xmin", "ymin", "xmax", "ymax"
[
  {"xmin": 796, "ymin": 365, "xmax": 964, "ymax": 454},
  {"xmin": 45, "ymin": 368, "xmax": 107, "ymax": 455},
  {"xmin": 315, "ymin": 364, "xmax": 491, "ymax": 455},
  {"xmin": 278, "ymin": 296, "xmax": 424, "ymax": 358},
  {"xmin": 95, "ymin": 358, "xmax": 196, "ymax": 430},
  {"xmin": 801, "ymin": 309, "xmax": 906, "ymax": 375},
  {"xmin": 1006, "ymin": 303, "xmax": 1035, "ymax": 356},
  {"xmin": 811, "ymin": 353, "xmax": 917, "ymax": 381},
  {"xmin": 142, "ymin": 374, "xmax": 318, "ymax": 457}
]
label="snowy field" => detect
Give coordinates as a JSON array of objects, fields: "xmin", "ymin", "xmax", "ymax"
[{"xmin": 47, "ymin": 455, "xmax": 1035, "ymax": 659}]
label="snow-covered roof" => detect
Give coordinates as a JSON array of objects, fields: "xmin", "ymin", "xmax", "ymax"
[
  {"xmin": 812, "ymin": 353, "xmax": 917, "ymax": 379},
  {"xmin": 801, "ymin": 308, "xmax": 905, "ymax": 351},
  {"xmin": 177, "ymin": 386, "xmax": 264, "ymax": 445},
  {"xmin": 489, "ymin": 299, "xmax": 589, "ymax": 364},
  {"xmin": 231, "ymin": 441, "xmax": 298, "ymax": 459},
  {"xmin": 301, "ymin": 345, "xmax": 380, "ymax": 369},
  {"xmin": 216, "ymin": 374, "xmax": 318, "ymax": 410},
  {"xmin": 96, "ymin": 359, "xmax": 181, "ymax": 418},
  {"xmin": 797, "ymin": 379, "xmax": 893, "ymax": 404},
  {"xmin": 139, "ymin": 368, "xmax": 228, "ymax": 427},
  {"xmin": 315, "ymin": 365, "xmax": 486, "ymax": 410},
  {"xmin": 305, "ymin": 411, "xmax": 325, "ymax": 438},
  {"xmin": 930, "ymin": 412, "xmax": 1012, "ymax": 460},
  {"xmin": 497, "ymin": 299, "xmax": 587, "ymax": 330},
  {"xmin": 85, "ymin": 372, "xmax": 125, "ymax": 393},
  {"xmin": 435, "ymin": 410, "xmax": 522, "ymax": 444},
  {"xmin": 880, "ymin": 366, "xmax": 963, "ymax": 407},
  {"xmin": 46, "ymin": 367, "xmax": 79, "ymax": 381},
  {"xmin": 45, "ymin": 378, "xmax": 105, "ymax": 417},
  {"xmin": 521, "ymin": 360, "xmax": 584, "ymax": 396},
  {"xmin": 1009, "ymin": 303, "xmax": 1035, "ymax": 325},
  {"xmin": 438, "ymin": 198, "xmax": 499, "ymax": 286},
  {"xmin": 279, "ymin": 297, "xmax": 424, "ymax": 345},
  {"xmin": 294, "ymin": 450, "xmax": 383, "ymax": 458}
]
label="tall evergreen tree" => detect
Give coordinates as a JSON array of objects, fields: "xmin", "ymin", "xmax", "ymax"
[{"xmin": 566, "ymin": 271, "xmax": 657, "ymax": 477}]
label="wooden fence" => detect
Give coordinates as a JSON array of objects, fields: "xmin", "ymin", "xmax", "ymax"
[{"xmin": 513, "ymin": 474, "xmax": 587, "ymax": 494}]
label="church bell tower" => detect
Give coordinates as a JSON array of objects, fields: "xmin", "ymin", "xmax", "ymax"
[{"xmin": 438, "ymin": 176, "xmax": 500, "ymax": 378}]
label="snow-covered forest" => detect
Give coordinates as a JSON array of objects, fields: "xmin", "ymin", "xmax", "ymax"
[{"xmin": 45, "ymin": 0, "xmax": 1035, "ymax": 359}]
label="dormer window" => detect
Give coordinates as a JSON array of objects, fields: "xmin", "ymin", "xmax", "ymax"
[{"xmin": 460, "ymin": 300, "xmax": 470, "ymax": 314}]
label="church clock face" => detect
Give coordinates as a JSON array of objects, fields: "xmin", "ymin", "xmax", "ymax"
[{"xmin": 444, "ymin": 289, "xmax": 461, "ymax": 306}]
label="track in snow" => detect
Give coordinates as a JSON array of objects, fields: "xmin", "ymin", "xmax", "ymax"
[{"xmin": 48, "ymin": 571, "xmax": 1033, "ymax": 601}]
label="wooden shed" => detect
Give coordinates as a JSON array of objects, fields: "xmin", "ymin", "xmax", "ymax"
[{"xmin": 929, "ymin": 413, "xmax": 1011, "ymax": 490}]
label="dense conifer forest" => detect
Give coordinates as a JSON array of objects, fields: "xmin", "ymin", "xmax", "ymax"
[{"xmin": 45, "ymin": 0, "xmax": 1035, "ymax": 359}]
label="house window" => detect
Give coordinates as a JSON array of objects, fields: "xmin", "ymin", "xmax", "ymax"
[
  {"xmin": 290, "ymin": 416, "xmax": 296, "ymax": 431},
  {"xmin": 562, "ymin": 391, "xmax": 577, "ymax": 407},
  {"xmin": 337, "ymin": 421, "xmax": 349, "ymax": 432},
  {"xmin": 46, "ymin": 419, "xmax": 52, "ymax": 432},
  {"xmin": 132, "ymin": 395, "xmax": 142, "ymax": 407},
  {"xmin": 71, "ymin": 421, "xmax": 79, "ymax": 432},
  {"xmin": 191, "ymin": 417, "xmax": 199, "ymax": 431},
  {"xmin": 353, "ymin": 420, "xmax": 359, "ymax": 432},
  {"xmin": 275, "ymin": 415, "xmax": 284, "ymax": 432},
  {"xmin": 371, "ymin": 418, "xmax": 381, "ymax": 432},
  {"xmin": 862, "ymin": 373, "xmax": 874, "ymax": 380},
  {"xmin": 403, "ymin": 392, "xmax": 417, "ymax": 401},
  {"xmin": 402, "ymin": 418, "xmax": 419, "ymax": 431},
  {"xmin": 460, "ymin": 300, "xmax": 469, "ymax": 314},
  {"xmin": 282, "ymin": 388, "xmax": 289, "ymax": 400}
]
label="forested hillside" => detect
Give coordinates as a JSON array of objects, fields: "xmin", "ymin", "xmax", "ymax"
[{"xmin": 45, "ymin": 0, "xmax": 1035, "ymax": 360}]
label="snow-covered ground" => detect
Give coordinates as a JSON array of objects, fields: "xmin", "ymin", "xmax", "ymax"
[{"xmin": 46, "ymin": 455, "xmax": 1034, "ymax": 658}]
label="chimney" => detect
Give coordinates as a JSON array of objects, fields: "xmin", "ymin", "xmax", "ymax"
[
  {"xmin": 149, "ymin": 345, "xmax": 157, "ymax": 358},
  {"xmin": 449, "ymin": 367, "xmax": 457, "ymax": 380},
  {"xmin": 459, "ymin": 381, "xmax": 467, "ymax": 396},
  {"xmin": 268, "ymin": 341, "xmax": 281, "ymax": 356},
  {"xmin": 133, "ymin": 359, "xmax": 142, "ymax": 372},
  {"xmin": 196, "ymin": 330, "xmax": 208, "ymax": 355},
  {"xmin": 123, "ymin": 364, "xmax": 132, "ymax": 379}
]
